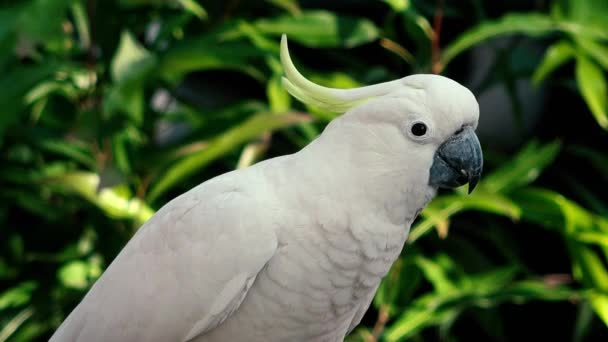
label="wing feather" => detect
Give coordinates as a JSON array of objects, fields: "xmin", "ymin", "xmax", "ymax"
[{"xmin": 51, "ymin": 181, "xmax": 278, "ymax": 342}]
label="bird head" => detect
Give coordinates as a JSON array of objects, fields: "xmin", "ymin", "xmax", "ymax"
[{"xmin": 280, "ymin": 35, "xmax": 482, "ymax": 194}]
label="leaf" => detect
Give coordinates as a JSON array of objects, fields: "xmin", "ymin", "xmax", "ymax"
[
  {"xmin": 532, "ymin": 40, "xmax": 575, "ymax": 84},
  {"xmin": 266, "ymin": 0, "xmax": 301, "ymax": 16},
  {"xmin": 58, "ymin": 259, "xmax": 102, "ymax": 290},
  {"xmin": 575, "ymin": 37, "xmax": 608, "ymax": 70},
  {"xmin": 408, "ymin": 191, "xmax": 521, "ymax": 243},
  {"xmin": 147, "ymin": 112, "xmax": 311, "ymax": 202},
  {"xmin": 383, "ymin": 276, "xmax": 580, "ymax": 341},
  {"xmin": 588, "ymin": 292, "xmax": 608, "ymax": 326},
  {"xmin": 383, "ymin": 0, "xmax": 411, "ymax": 12},
  {"xmin": 383, "ymin": 295, "xmax": 459, "ymax": 342},
  {"xmin": 176, "ymin": 0, "xmax": 207, "ymax": 19},
  {"xmin": 573, "ymin": 302, "xmax": 595, "ymax": 342},
  {"xmin": 253, "ymin": 11, "xmax": 379, "ymax": 48},
  {"xmin": 575, "ymin": 54, "xmax": 608, "ymax": 129},
  {"xmin": 0, "ymin": 63, "xmax": 59, "ymax": 135},
  {"xmin": 442, "ymin": 13, "xmax": 557, "ymax": 68},
  {"xmin": 104, "ymin": 84, "xmax": 145, "ymax": 125},
  {"xmin": 106, "ymin": 31, "xmax": 157, "ymax": 125},
  {"xmin": 415, "ymin": 256, "xmax": 458, "ymax": 293},
  {"xmin": 36, "ymin": 138, "xmax": 96, "ymax": 169},
  {"xmin": 17, "ymin": 0, "xmax": 73, "ymax": 45},
  {"xmin": 158, "ymin": 27, "xmax": 266, "ymax": 82},
  {"xmin": 482, "ymin": 141, "xmax": 561, "ymax": 193},
  {"xmin": 45, "ymin": 172, "xmax": 155, "ymax": 225},
  {"xmin": 555, "ymin": 0, "xmax": 608, "ymax": 33},
  {"xmin": 509, "ymin": 187, "xmax": 596, "ymax": 234},
  {"xmin": 70, "ymin": 1, "xmax": 90, "ymax": 49},
  {"xmin": 0, "ymin": 282, "xmax": 37, "ymax": 310},
  {"xmin": 111, "ymin": 30, "xmax": 157, "ymax": 84},
  {"xmin": 267, "ymin": 74, "xmax": 291, "ymax": 113},
  {"xmin": 574, "ymin": 245, "xmax": 608, "ymax": 292}
]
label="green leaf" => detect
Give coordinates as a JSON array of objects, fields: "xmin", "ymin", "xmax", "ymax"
[
  {"xmin": 147, "ymin": 112, "xmax": 311, "ymax": 202},
  {"xmin": 408, "ymin": 191, "xmax": 521, "ymax": 243},
  {"xmin": 588, "ymin": 292, "xmax": 608, "ymax": 326},
  {"xmin": 574, "ymin": 245, "xmax": 608, "ymax": 292},
  {"xmin": 509, "ymin": 187, "xmax": 596, "ymax": 234},
  {"xmin": 253, "ymin": 11, "xmax": 379, "ymax": 48},
  {"xmin": 442, "ymin": 13, "xmax": 556, "ymax": 68},
  {"xmin": 266, "ymin": 0, "xmax": 302, "ymax": 15},
  {"xmin": 532, "ymin": 40, "xmax": 575, "ymax": 84},
  {"xmin": 107, "ymin": 31, "xmax": 157, "ymax": 125},
  {"xmin": 383, "ymin": 0, "xmax": 411, "ymax": 12},
  {"xmin": 176, "ymin": 0, "xmax": 207, "ymax": 19},
  {"xmin": 267, "ymin": 74, "xmax": 291, "ymax": 113},
  {"xmin": 17, "ymin": 0, "xmax": 73, "ymax": 45},
  {"xmin": 36, "ymin": 138, "xmax": 96, "ymax": 169},
  {"xmin": 45, "ymin": 172, "xmax": 155, "ymax": 225},
  {"xmin": 58, "ymin": 259, "xmax": 102, "ymax": 290},
  {"xmin": 104, "ymin": 84, "xmax": 145, "ymax": 125},
  {"xmin": 111, "ymin": 30, "xmax": 157, "ymax": 84},
  {"xmin": 483, "ymin": 141, "xmax": 561, "ymax": 193},
  {"xmin": 575, "ymin": 54, "xmax": 608, "ymax": 129},
  {"xmin": 415, "ymin": 255, "xmax": 458, "ymax": 293},
  {"xmin": 0, "ymin": 63, "xmax": 59, "ymax": 134},
  {"xmin": 70, "ymin": 1, "xmax": 91, "ymax": 49},
  {"xmin": 555, "ymin": 0, "xmax": 608, "ymax": 33},
  {"xmin": 158, "ymin": 27, "xmax": 266, "ymax": 82},
  {"xmin": 0, "ymin": 282, "xmax": 37, "ymax": 310},
  {"xmin": 575, "ymin": 38, "xmax": 608, "ymax": 70},
  {"xmin": 384, "ymin": 275, "xmax": 580, "ymax": 341}
]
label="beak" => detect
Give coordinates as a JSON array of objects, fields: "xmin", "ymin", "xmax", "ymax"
[{"xmin": 429, "ymin": 126, "xmax": 483, "ymax": 194}]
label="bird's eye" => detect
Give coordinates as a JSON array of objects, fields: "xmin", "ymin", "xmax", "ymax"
[{"xmin": 411, "ymin": 123, "xmax": 427, "ymax": 136}]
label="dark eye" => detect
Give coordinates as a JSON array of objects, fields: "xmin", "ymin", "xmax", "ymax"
[{"xmin": 411, "ymin": 123, "xmax": 427, "ymax": 136}]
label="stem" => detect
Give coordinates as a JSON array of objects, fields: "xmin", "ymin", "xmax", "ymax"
[
  {"xmin": 431, "ymin": 0, "xmax": 445, "ymax": 74},
  {"xmin": 367, "ymin": 305, "xmax": 390, "ymax": 342}
]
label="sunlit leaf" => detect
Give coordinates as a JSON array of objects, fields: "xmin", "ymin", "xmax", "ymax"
[
  {"xmin": 58, "ymin": 259, "xmax": 102, "ymax": 290},
  {"xmin": 588, "ymin": 292, "xmax": 608, "ymax": 326},
  {"xmin": 575, "ymin": 55, "xmax": 608, "ymax": 129},
  {"xmin": 383, "ymin": 0, "xmax": 411, "ymax": 12},
  {"xmin": 45, "ymin": 172, "xmax": 155, "ymax": 225},
  {"xmin": 176, "ymin": 0, "xmax": 207, "ymax": 19}
]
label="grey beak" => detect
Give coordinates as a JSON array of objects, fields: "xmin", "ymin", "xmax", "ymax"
[{"xmin": 429, "ymin": 126, "xmax": 483, "ymax": 194}]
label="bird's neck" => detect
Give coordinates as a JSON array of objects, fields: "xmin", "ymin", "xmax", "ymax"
[{"xmin": 293, "ymin": 120, "xmax": 436, "ymax": 228}]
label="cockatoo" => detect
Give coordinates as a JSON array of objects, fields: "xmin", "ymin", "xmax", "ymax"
[{"xmin": 51, "ymin": 35, "xmax": 482, "ymax": 342}]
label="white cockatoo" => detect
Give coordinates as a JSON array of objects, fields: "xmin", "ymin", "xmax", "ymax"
[{"xmin": 51, "ymin": 35, "xmax": 482, "ymax": 342}]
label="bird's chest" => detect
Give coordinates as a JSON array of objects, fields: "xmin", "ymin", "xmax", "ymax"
[{"xmin": 236, "ymin": 218, "xmax": 408, "ymax": 340}]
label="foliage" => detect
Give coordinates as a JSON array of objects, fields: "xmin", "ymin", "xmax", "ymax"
[{"xmin": 0, "ymin": 0, "xmax": 607, "ymax": 341}]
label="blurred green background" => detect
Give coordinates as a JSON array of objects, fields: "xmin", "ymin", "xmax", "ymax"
[{"xmin": 1, "ymin": 0, "xmax": 608, "ymax": 341}]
